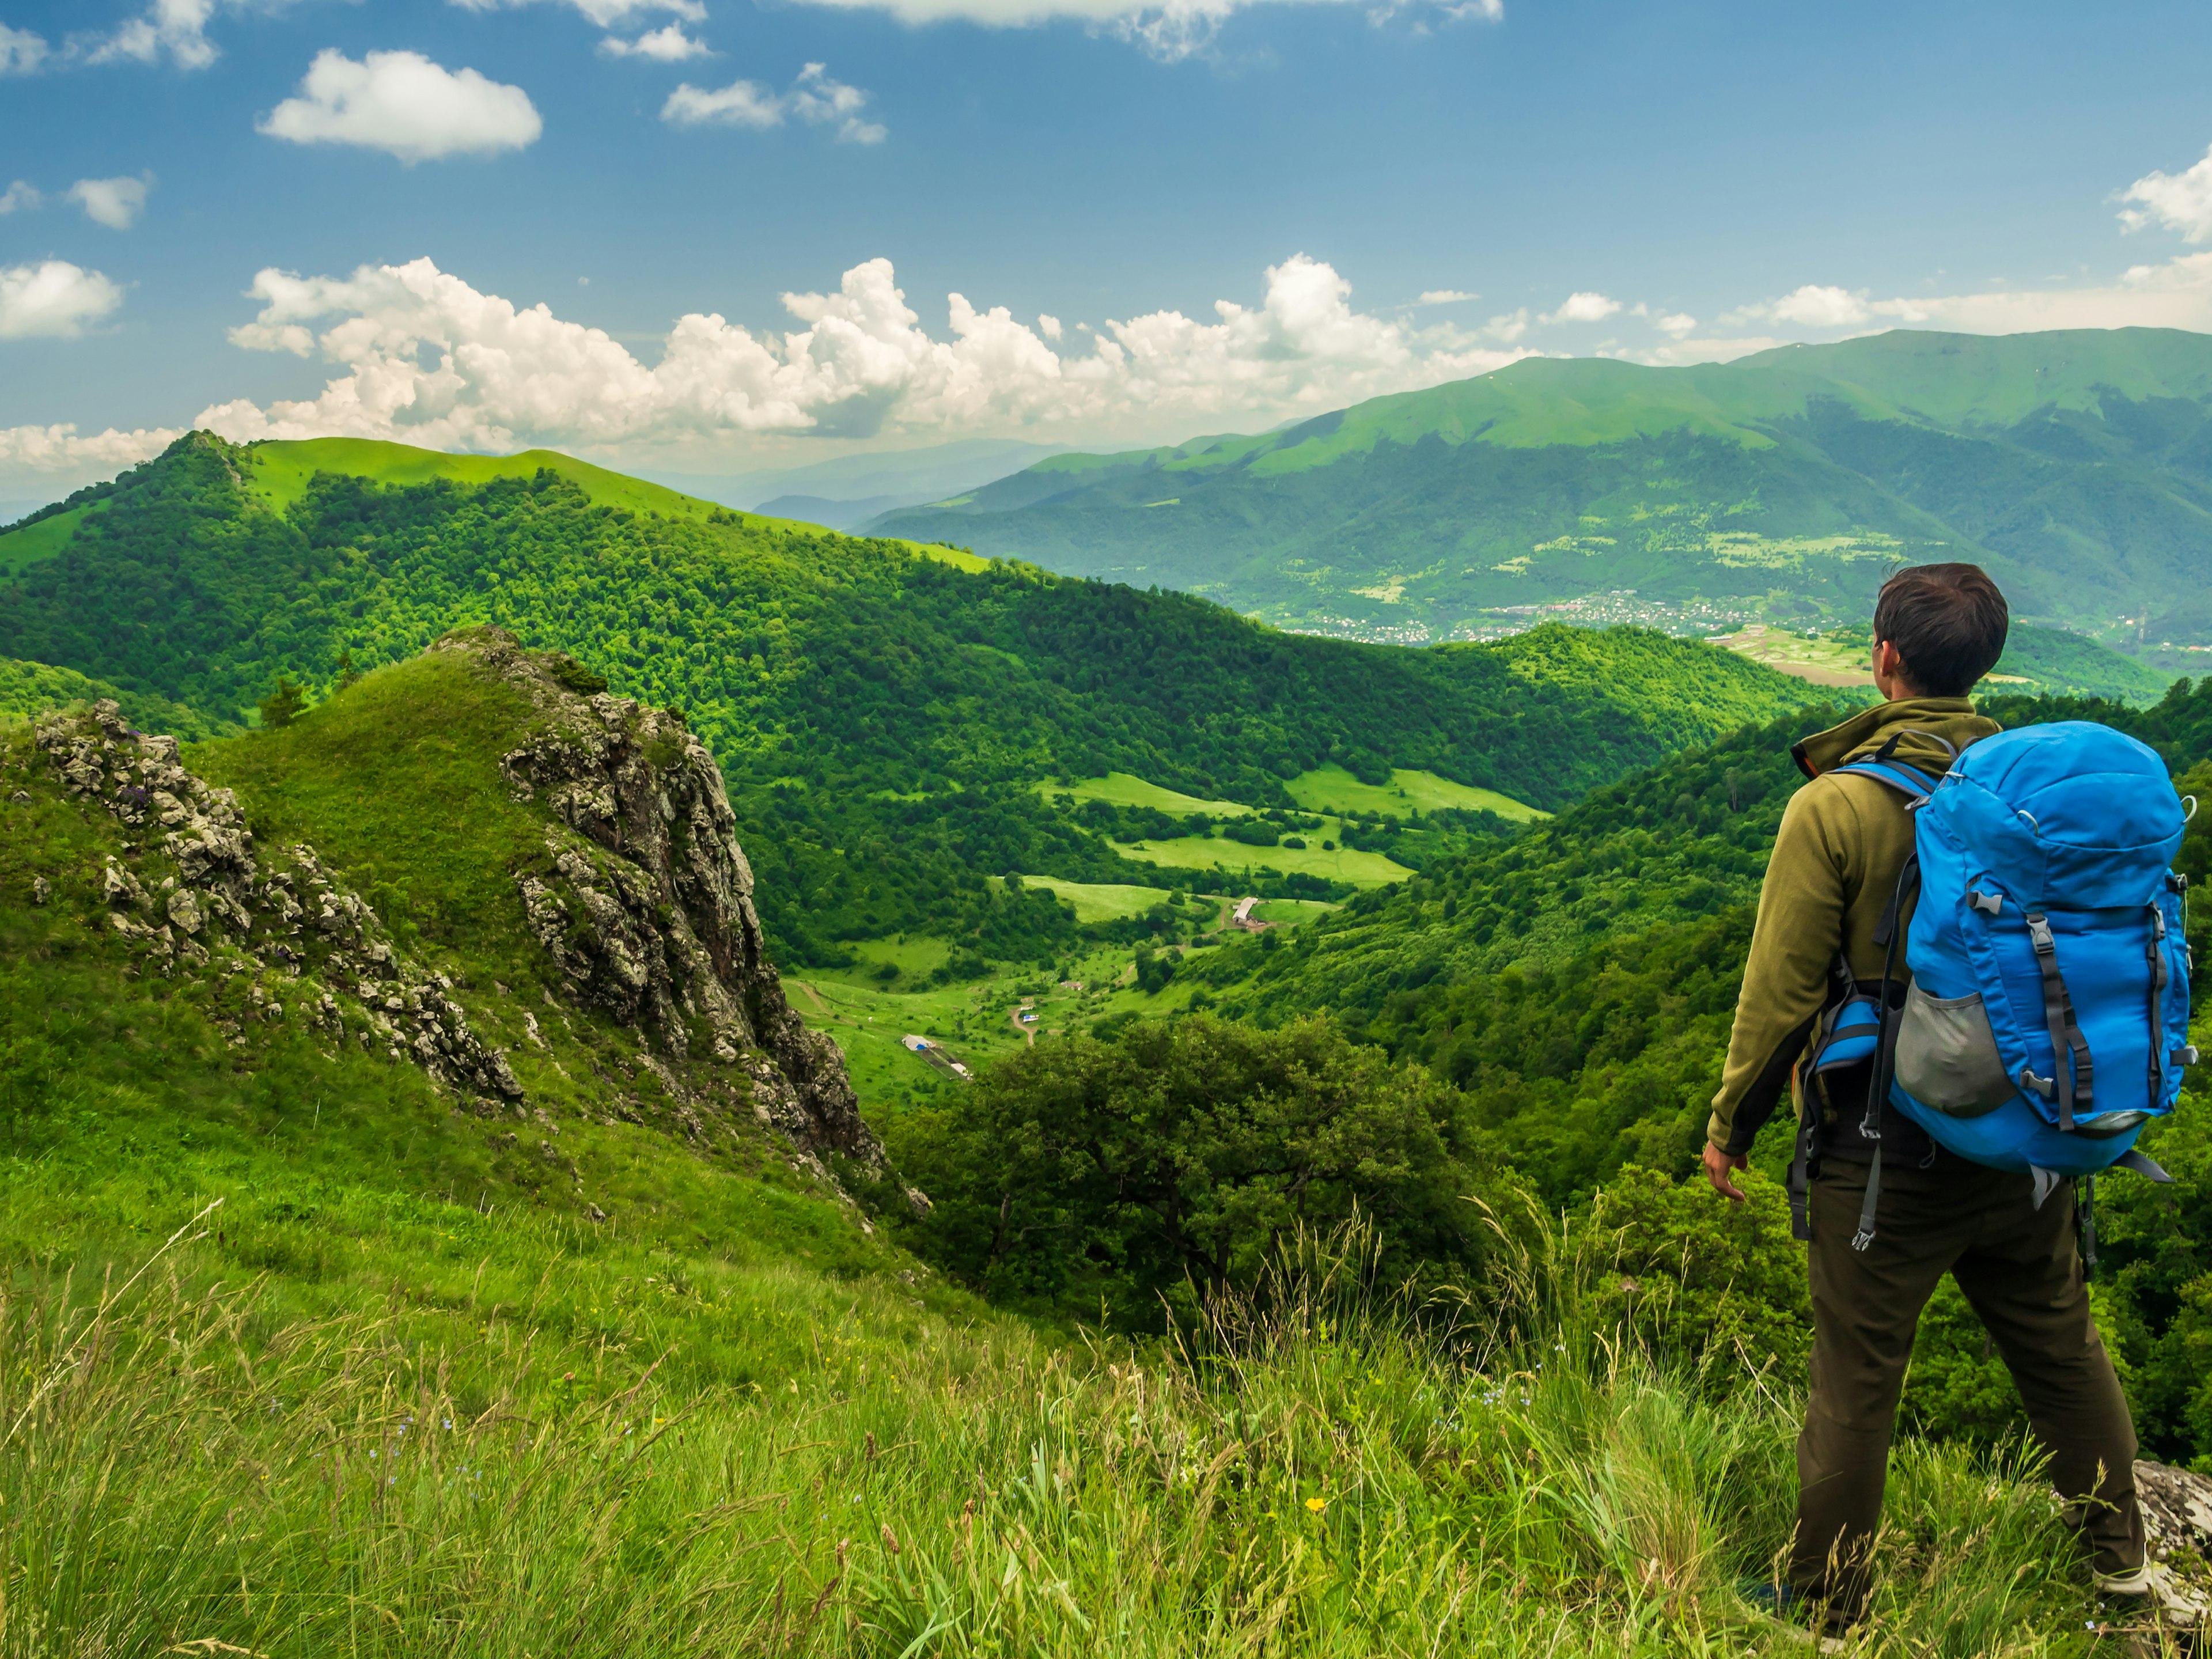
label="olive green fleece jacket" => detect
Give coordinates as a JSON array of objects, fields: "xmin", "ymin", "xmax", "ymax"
[{"xmin": 1706, "ymin": 698, "xmax": 2002, "ymax": 1156}]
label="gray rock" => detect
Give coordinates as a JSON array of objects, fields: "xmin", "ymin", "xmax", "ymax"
[
  {"xmin": 2134, "ymin": 1459, "xmax": 2212, "ymax": 1626},
  {"xmin": 452, "ymin": 626, "xmax": 893, "ymax": 1183},
  {"xmin": 31, "ymin": 698, "xmax": 522, "ymax": 1104}
]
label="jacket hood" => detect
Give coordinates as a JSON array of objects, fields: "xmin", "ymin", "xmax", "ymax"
[{"xmin": 1790, "ymin": 697, "xmax": 2001, "ymax": 781}]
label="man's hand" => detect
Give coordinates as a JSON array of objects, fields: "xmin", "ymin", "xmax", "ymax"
[{"xmin": 1703, "ymin": 1141, "xmax": 1749, "ymax": 1203}]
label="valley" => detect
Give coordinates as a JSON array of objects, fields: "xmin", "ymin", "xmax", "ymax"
[{"xmin": 1, "ymin": 400, "xmax": 2209, "ymax": 1652}]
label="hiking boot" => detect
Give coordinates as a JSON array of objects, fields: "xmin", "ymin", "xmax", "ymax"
[
  {"xmin": 2091, "ymin": 1562, "xmax": 2155, "ymax": 1597},
  {"xmin": 1738, "ymin": 1580, "xmax": 1851, "ymax": 1654}
]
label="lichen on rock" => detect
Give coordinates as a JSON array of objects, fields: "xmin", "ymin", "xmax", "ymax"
[
  {"xmin": 32, "ymin": 696, "xmax": 522, "ymax": 1103},
  {"xmin": 441, "ymin": 628, "xmax": 904, "ymax": 1195}
]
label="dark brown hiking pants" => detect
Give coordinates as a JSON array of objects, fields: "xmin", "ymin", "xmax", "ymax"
[{"xmin": 1790, "ymin": 1154, "xmax": 2145, "ymax": 1619}]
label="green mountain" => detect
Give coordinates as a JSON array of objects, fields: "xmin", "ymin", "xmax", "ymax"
[
  {"xmin": 874, "ymin": 327, "xmax": 2212, "ymax": 653},
  {"xmin": 0, "ymin": 431, "xmax": 1831, "ymax": 966}
]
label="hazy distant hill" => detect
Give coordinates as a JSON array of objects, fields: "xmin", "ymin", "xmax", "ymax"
[
  {"xmin": 874, "ymin": 328, "xmax": 2212, "ymax": 649},
  {"xmin": 641, "ymin": 437, "xmax": 1068, "ymax": 518}
]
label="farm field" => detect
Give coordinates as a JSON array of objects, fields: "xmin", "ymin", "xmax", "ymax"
[
  {"xmin": 1109, "ymin": 830, "xmax": 1414, "ymax": 886},
  {"xmin": 1017, "ymin": 874, "xmax": 1183, "ymax": 922},
  {"xmin": 1284, "ymin": 762, "xmax": 1546, "ymax": 821},
  {"xmin": 790, "ymin": 895, "xmax": 1335, "ymax": 1119},
  {"xmin": 1037, "ymin": 771, "xmax": 1255, "ymax": 817},
  {"xmin": 1251, "ymin": 896, "xmax": 1339, "ymax": 925},
  {"xmin": 1713, "ymin": 624, "xmax": 1878, "ymax": 688}
]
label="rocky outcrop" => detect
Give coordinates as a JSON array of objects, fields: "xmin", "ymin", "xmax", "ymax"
[
  {"xmin": 2134, "ymin": 1459, "xmax": 2212, "ymax": 1628},
  {"xmin": 31, "ymin": 699, "xmax": 522, "ymax": 1102},
  {"xmin": 439, "ymin": 630, "xmax": 899, "ymax": 1189},
  {"xmin": 16, "ymin": 631, "xmax": 904, "ymax": 1206}
]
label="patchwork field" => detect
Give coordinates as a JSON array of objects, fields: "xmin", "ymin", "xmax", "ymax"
[
  {"xmin": 1713, "ymin": 624, "xmax": 1876, "ymax": 688},
  {"xmin": 789, "ymin": 893, "xmax": 1335, "ymax": 1118},
  {"xmin": 1109, "ymin": 831, "xmax": 1414, "ymax": 886},
  {"xmin": 1037, "ymin": 771, "xmax": 1255, "ymax": 817},
  {"xmin": 1017, "ymin": 874, "xmax": 1184, "ymax": 922},
  {"xmin": 1284, "ymin": 762, "xmax": 1546, "ymax": 821}
]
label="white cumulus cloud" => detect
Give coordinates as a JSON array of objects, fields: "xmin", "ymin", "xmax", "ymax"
[
  {"xmin": 0, "ymin": 21, "xmax": 48, "ymax": 73},
  {"xmin": 452, "ymin": 0, "xmax": 707, "ymax": 24},
  {"xmin": 0, "ymin": 260, "xmax": 126, "ymax": 339},
  {"xmin": 1416, "ymin": 289, "xmax": 1477, "ymax": 305},
  {"xmin": 779, "ymin": 0, "xmax": 1499, "ymax": 63},
  {"xmin": 186, "ymin": 251, "xmax": 1531, "ymax": 456},
  {"xmin": 259, "ymin": 49, "xmax": 543, "ymax": 163},
  {"xmin": 2120, "ymin": 143, "xmax": 2212, "ymax": 245},
  {"xmin": 69, "ymin": 175, "xmax": 152, "ymax": 230},
  {"xmin": 0, "ymin": 180, "xmax": 39, "ymax": 214},
  {"xmin": 1540, "ymin": 290, "xmax": 1620, "ymax": 325},
  {"xmin": 0, "ymin": 423, "xmax": 181, "ymax": 478},
  {"xmin": 600, "ymin": 22, "xmax": 713, "ymax": 58},
  {"xmin": 665, "ymin": 63, "xmax": 885, "ymax": 143},
  {"xmin": 85, "ymin": 0, "xmax": 220, "ymax": 69},
  {"xmin": 1724, "ymin": 283, "xmax": 1870, "ymax": 329},
  {"xmin": 1629, "ymin": 302, "xmax": 1696, "ymax": 339}
]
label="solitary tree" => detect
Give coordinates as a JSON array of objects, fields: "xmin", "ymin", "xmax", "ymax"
[{"xmin": 259, "ymin": 676, "xmax": 307, "ymax": 730}]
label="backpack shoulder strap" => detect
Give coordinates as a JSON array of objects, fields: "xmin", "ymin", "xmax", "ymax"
[{"xmin": 1828, "ymin": 731, "xmax": 1952, "ymax": 805}]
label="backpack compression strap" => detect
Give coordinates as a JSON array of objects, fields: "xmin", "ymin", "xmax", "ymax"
[{"xmin": 2023, "ymin": 912, "xmax": 2093, "ymax": 1132}]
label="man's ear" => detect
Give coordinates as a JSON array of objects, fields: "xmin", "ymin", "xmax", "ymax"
[{"xmin": 1872, "ymin": 638, "xmax": 1923, "ymax": 698}]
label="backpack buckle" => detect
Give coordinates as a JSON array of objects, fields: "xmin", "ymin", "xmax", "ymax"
[
  {"xmin": 1968, "ymin": 889, "xmax": 2002, "ymax": 916},
  {"xmin": 2175, "ymin": 1047, "xmax": 2200, "ymax": 1067},
  {"xmin": 2020, "ymin": 1067, "xmax": 2055, "ymax": 1098}
]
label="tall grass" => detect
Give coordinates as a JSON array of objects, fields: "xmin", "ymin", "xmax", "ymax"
[{"xmin": 0, "ymin": 1203, "xmax": 2138, "ymax": 1657}]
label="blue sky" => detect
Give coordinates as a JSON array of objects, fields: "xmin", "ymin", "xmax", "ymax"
[{"xmin": 2, "ymin": 0, "xmax": 2210, "ymax": 489}]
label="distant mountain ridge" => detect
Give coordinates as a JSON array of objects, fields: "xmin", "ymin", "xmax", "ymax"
[{"xmin": 873, "ymin": 328, "xmax": 2212, "ymax": 651}]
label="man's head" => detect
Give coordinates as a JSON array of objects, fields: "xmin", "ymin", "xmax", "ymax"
[{"xmin": 1870, "ymin": 563, "xmax": 2009, "ymax": 699}]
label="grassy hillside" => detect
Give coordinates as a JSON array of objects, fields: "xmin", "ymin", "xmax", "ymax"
[
  {"xmin": 877, "ymin": 327, "xmax": 2212, "ymax": 650},
  {"xmin": 0, "ymin": 431, "xmax": 1829, "ymax": 966},
  {"xmin": 0, "ymin": 434, "xmax": 973, "ymax": 575},
  {"xmin": 242, "ymin": 435, "xmax": 733, "ymax": 520}
]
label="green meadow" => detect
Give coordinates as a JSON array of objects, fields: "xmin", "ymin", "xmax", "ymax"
[
  {"xmin": 1110, "ymin": 832, "xmax": 1414, "ymax": 887},
  {"xmin": 1284, "ymin": 763, "xmax": 1547, "ymax": 822},
  {"xmin": 1041, "ymin": 771, "xmax": 1257, "ymax": 818}
]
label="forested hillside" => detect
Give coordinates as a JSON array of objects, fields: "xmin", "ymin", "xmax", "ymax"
[
  {"xmin": 0, "ymin": 431, "xmax": 1823, "ymax": 964},
  {"xmin": 877, "ymin": 327, "xmax": 2212, "ymax": 652}
]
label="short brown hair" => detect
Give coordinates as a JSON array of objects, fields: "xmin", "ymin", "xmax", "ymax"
[{"xmin": 1872, "ymin": 563, "xmax": 2009, "ymax": 698}]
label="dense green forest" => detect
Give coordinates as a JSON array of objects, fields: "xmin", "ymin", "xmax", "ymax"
[
  {"xmin": 0, "ymin": 431, "xmax": 1823, "ymax": 963},
  {"xmin": 878, "ymin": 327, "xmax": 2212, "ymax": 649}
]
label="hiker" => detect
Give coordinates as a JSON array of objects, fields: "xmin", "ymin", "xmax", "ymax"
[{"xmin": 1703, "ymin": 563, "xmax": 2155, "ymax": 1632}]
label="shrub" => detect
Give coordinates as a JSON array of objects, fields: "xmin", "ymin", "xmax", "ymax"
[{"xmin": 888, "ymin": 1013, "xmax": 1489, "ymax": 1329}]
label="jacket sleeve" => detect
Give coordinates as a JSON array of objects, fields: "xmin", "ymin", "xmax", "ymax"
[{"xmin": 1708, "ymin": 782, "xmax": 1850, "ymax": 1155}]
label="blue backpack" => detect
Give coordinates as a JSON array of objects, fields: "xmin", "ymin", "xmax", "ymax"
[{"xmin": 1801, "ymin": 721, "xmax": 2196, "ymax": 1259}]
